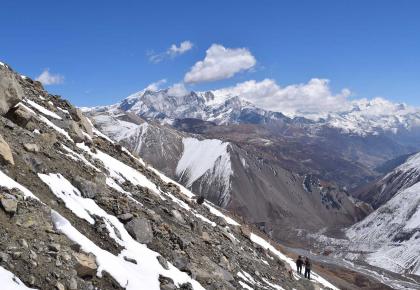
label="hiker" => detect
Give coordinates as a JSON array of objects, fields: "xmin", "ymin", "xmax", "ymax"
[
  {"xmin": 304, "ymin": 257, "xmax": 312, "ymax": 280},
  {"xmin": 295, "ymin": 255, "xmax": 303, "ymax": 274}
]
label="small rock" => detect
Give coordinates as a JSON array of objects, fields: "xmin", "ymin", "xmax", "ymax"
[
  {"xmin": 40, "ymin": 132, "xmax": 57, "ymax": 146},
  {"xmin": 19, "ymin": 239, "xmax": 29, "ymax": 248},
  {"xmin": 29, "ymin": 250, "xmax": 38, "ymax": 260},
  {"xmin": 218, "ymin": 255, "xmax": 231, "ymax": 271},
  {"xmin": 173, "ymin": 255, "xmax": 190, "ymax": 273},
  {"xmin": 68, "ymin": 277, "xmax": 78, "ymax": 290},
  {"xmin": 240, "ymin": 225, "xmax": 251, "ymax": 239},
  {"xmin": 55, "ymin": 281, "xmax": 66, "ymax": 290},
  {"xmin": 12, "ymin": 251, "xmax": 22, "ymax": 259},
  {"xmin": 49, "ymin": 243, "xmax": 61, "ymax": 252},
  {"xmin": 73, "ymin": 252, "xmax": 97, "ymax": 278},
  {"xmin": 124, "ymin": 217, "xmax": 154, "ymax": 244},
  {"xmin": 23, "ymin": 143, "xmax": 40, "ymax": 153},
  {"xmin": 171, "ymin": 209, "xmax": 186, "ymax": 224},
  {"xmin": 157, "ymin": 256, "xmax": 169, "ymax": 270},
  {"xmin": 1, "ymin": 197, "xmax": 18, "ymax": 214},
  {"xmin": 0, "ymin": 252, "xmax": 9, "ymax": 262},
  {"xmin": 123, "ymin": 256, "xmax": 137, "ymax": 264},
  {"xmin": 201, "ymin": 232, "xmax": 211, "ymax": 243},
  {"xmin": 28, "ymin": 275, "xmax": 36, "ymax": 286},
  {"xmin": 118, "ymin": 213, "xmax": 133, "ymax": 222},
  {"xmin": 61, "ymin": 252, "xmax": 72, "ymax": 262},
  {"xmin": 73, "ymin": 176, "xmax": 100, "ymax": 199}
]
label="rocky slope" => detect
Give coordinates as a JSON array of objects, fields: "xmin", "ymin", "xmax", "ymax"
[
  {"xmin": 0, "ymin": 62, "xmax": 343, "ymax": 289},
  {"xmin": 86, "ymin": 108, "xmax": 372, "ymax": 246}
]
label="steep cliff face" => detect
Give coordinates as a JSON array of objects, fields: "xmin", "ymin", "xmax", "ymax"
[{"xmin": 0, "ymin": 63, "xmax": 340, "ymax": 290}]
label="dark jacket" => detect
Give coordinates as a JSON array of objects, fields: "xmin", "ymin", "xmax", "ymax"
[
  {"xmin": 304, "ymin": 259, "xmax": 312, "ymax": 269},
  {"xmin": 296, "ymin": 258, "xmax": 303, "ymax": 267}
]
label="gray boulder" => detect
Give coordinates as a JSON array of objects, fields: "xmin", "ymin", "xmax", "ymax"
[
  {"xmin": 0, "ymin": 135, "xmax": 14, "ymax": 165},
  {"xmin": 124, "ymin": 217, "xmax": 154, "ymax": 244},
  {"xmin": 6, "ymin": 105, "xmax": 35, "ymax": 128},
  {"xmin": 0, "ymin": 64, "xmax": 23, "ymax": 115},
  {"xmin": 1, "ymin": 196, "xmax": 18, "ymax": 214},
  {"xmin": 66, "ymin": 120, "xmax": 85, "ymax": 143},
  {"xmin": 73, "ymin": 252, "xmax": 97, "ymax": 278},
  {"xmin": 69, "ymin": 108, "xmax": 93, "ymax": 136}
]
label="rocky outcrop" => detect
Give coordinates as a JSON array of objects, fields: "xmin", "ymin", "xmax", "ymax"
[
  {"xmin": 0, "ymin": 63, "xmax": 23, "ymax": 115},
  {"xmin": 69, "ymin": 108, "xmax": 93, "ymax": 137},
  {"xmin": 0, "ymin": 195, "xmax": 18, "ymax": 214},
  {"xmin": 6, "ymin": 104, "xmax": 35, "ymax": 128}
]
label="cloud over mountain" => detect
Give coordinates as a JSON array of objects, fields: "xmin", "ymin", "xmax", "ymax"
[
  {"xmin": 214, "ymin": 78, "xmax": 351, "ymax": 116},
  {"xmin": 184, "ymin": 44, "xmax": 256, "ymax": 84}
]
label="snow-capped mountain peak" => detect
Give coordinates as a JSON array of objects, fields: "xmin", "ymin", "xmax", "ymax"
[{"xmin": 101, "ymin": 87, "xmax": 420, "ymax": 137}]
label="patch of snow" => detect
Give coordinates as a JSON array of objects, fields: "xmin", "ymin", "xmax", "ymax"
[
  {"xmin": 57, "ymin": 107, "xmax": 69, "ymax": 114},
  {"xmin": 262, "ymin": 278, "xmax": 285, "ymax": 290},
  {"xmin": 0, "ymin": 266, "xmax": 37, "ymax": 290},
  {"xmin": 76, "ymin": 143, "xmax": 162, "ymax": 198},
  {"xmin": 203, "ymin": 202, "xmax": 240, "ymax": 226},
  {"xmin": 238, "ymin": 270, "xmax": 256, "ymax": 285},
  {"xmin": 238, "ymin": 281, "xmax": 254, "ymax": 290},
  {"xmin": 0, "ymin": 170, "xmax": 39, "ymax": 200},
  {"xmin": 60, "ymin": 144, "xmax": 100, "ymax": 171},
  {"xmin": 25, "ymin": 99, "xmax": 62, "ymax": 120},
  {"xmin": 194, "ymin": 213, "xmax": 216, "ymax": 227}
]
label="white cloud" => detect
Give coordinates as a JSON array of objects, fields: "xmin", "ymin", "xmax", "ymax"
[
  {"xmin": 145, "ymin": 79, "xmax": 167, "ymax": 91},
  {"xmin": 214, "ymin": 78, "xmax": 352, "ymax": 116},
  {"xmin": 184, "ymin": 44, "xmax": 256, "ymax": 83},
  {"xmin": 35, "ymin": 69, "xmax": 64, "ymax": 85},
  {"xmin": 167, "ymin": 83, "xmax": 189, "ymax": 97},
  {"xmin": 148, "ymin": 40, "xmax": 194, "ymax": 63},
  {"xmin": 168, "ymin": 41, "xmax": 193, "ymax": 56}
]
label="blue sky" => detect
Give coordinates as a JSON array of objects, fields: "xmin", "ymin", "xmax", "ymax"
[{"xmin": 1, "ymin": 0, "xmax": 420, "ymax": 109}]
